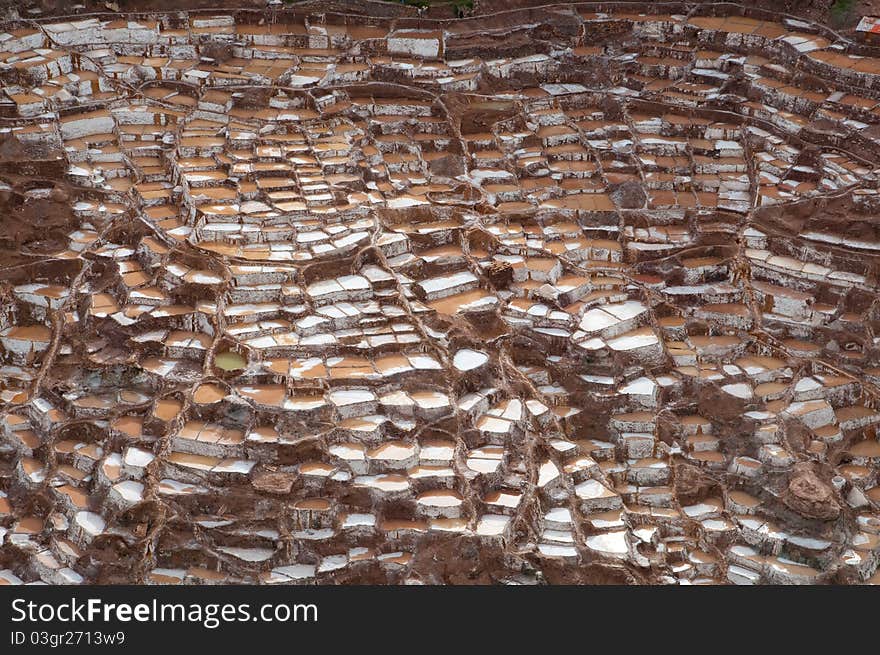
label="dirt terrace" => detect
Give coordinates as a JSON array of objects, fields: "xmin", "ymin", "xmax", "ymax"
[{"xmin": 0, "ymin": 3, "xmax": 880, "ymax": 585}]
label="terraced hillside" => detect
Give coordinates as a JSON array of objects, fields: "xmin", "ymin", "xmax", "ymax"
[{"xmin": 1, "ymin": 3, "xmax": 880, "ymax": 585}]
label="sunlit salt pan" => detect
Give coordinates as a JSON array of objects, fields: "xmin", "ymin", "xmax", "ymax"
[
  {"xmin": 288, "ymin": 74, "xmax": 321, "ymax": 86},
  {"xmin": 619, "ymin": 377, "xmax": 656, "ymax": 396},
  {"xmin": 158, "ymin": 479, "xmax": 208, "ymax": 495},
  {"xmin": 112, "ymin": 480, "xmax": 144, "ymax": 502},
  {"xmin": 354, "ymin": 475, "xmax": 409, "ymax": 492},
  {"xmin": 586, "ymin": 530, "xmax": 629, "ymax": 555},
  {"xmin": 387, "ymin": 196, "xmax": 428, "ymax": 209},
  {"xmin": 417, "ymin": 490, "xmax": 462, "ymax": 507},
  {"xmin": 318, "ymin": 555, "xmax": 348, "ymax": 573},
  {"xmin": 342, "ymin": 513, "xmax": 376, "ymax": 528},
  {"xmin": 476, "ymin": 514, "xmax": 510, "ymax": 536},
  {"xmin": 271, "ymin": 564, "xmax": 316, "ymax": 581},
  {"xmin": 607, "ymin": 331, "xmax": 658, "ymax": 351},
  {"xmin": 453, "ymin": 349, "xmax": 489, "ymax": 371},
  {"xmin": 75, "ymin": 511, "xmax": 105, "ymax": 536},
  {"xmin": 722, "ymin": 383, "xmax": 752, "ymax": 399},
  {"xmin": 575, "ymin": 479, "xmax": 616, "ymax": 500},
  {"xmin": 328, "ymin": 389, "xmax": 375, "ymax": 406},
  {"xmin": 538, "ymin": 460, "xmax": 561, "ymax": 487},
  {"xmin": 218, "ymin": 547, "xmax": 274, "ymax": 562},
  {"xmin": 123, "ymin": 447, "xmax": 154, "ymax": 468},
  {"xmin": 538, "ymin": 543, "xmax": 578, "ymax": 557}
]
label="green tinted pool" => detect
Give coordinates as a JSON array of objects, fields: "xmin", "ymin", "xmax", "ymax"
[{"xmin": 215, "ymin": 351, "xmax": 246, "ymax": 371}]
